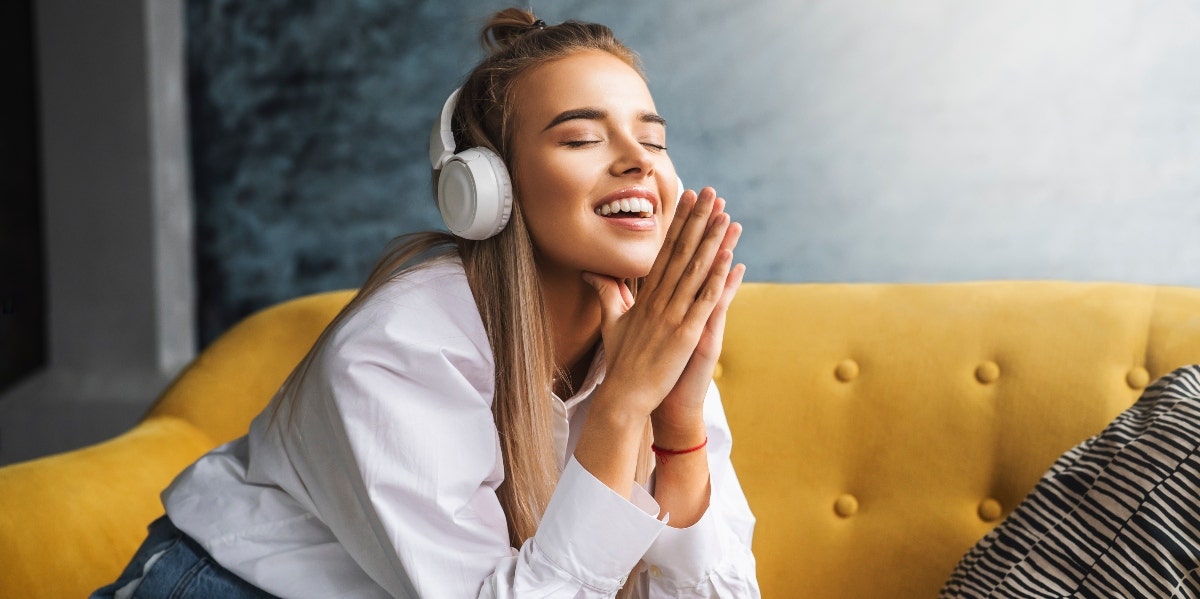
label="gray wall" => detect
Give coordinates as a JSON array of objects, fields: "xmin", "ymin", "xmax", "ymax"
[
  {"xmin": 654, "ymin": 1, "xmax": 1200, "ymax": 284},
  {"xmin": 0, "ymin": 0, "xmax": 192, "ymax": 465}
]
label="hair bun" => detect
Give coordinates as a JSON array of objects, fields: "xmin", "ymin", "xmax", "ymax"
[{"xmin": 480, "ymin": 7, "xmax": 542, "ymax": 51}]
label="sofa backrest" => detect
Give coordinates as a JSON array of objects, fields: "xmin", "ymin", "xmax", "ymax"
[{"xmin": 717, "ymin": 281, "xmax": 1200, "ymax": 597}]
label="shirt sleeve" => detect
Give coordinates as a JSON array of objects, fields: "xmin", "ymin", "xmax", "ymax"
[
  {"xmin": 635, "ymin": 381, "xmax": 762, "ymax": 598},
  {"xmin": 273, "ymin": 270, "xmax": 671, "ymax": 598}
]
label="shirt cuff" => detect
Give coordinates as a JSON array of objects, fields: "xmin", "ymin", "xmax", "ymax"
[
  {"xmin": 532, "ymin": 457, "xmax": 666, "ymax": 591},
  {"xmin": 641, "ymin": 498, "xmax": 730, "ymax": 586}
]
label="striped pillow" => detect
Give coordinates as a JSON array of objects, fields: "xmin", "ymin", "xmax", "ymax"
[{"xmin": 942, "ymin": 365, "xmax": 1200, "ymax": 598}]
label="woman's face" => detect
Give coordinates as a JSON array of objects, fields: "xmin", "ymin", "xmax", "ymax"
[{"xmin": 509, "ymin": 49, "xmax": 679, "ymax": 282}]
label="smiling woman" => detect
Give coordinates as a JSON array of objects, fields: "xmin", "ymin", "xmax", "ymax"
[
  {"xmin": 512, "ymin": 49, "xmax": 679, "ymax": 287},
  {"xmin": 90, "ymin": 7, "xmax": 758, "ymax": 599}
]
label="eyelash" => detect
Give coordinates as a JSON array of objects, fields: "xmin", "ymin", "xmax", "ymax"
[{"xmin": 560, "ymin": 140, "xmax": 669, "ymax": 151}]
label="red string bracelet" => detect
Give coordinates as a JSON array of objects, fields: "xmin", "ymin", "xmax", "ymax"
[{"xmin": 651, "ymin": 437, "xmax": 708, "ymax": 465}]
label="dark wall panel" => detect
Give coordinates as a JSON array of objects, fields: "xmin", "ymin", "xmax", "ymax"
[{"xmin": 0, "ymin": 0, "xmax": 46, "ymax": 395}]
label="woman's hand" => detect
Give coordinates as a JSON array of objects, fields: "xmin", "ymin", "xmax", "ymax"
[
  {"xmin": 582, "ymin": 187, "xmax": 740, "ymax": 419},
  {"xmin": 576, "ymin": 186, "xmax": 741, "ymax": 500},
  {"xmin": 652, "ymin": 209, "xmax": 744, "ymax": 447}
]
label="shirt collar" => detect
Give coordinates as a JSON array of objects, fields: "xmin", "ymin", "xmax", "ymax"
[{"xmin": 552, "ymin": 343, "xmax": 607, "ymax": 410}]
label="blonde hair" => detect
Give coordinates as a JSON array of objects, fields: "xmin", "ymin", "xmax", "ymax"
[
  {"xmin": 273, "ymin": 7, "xmax": 655, "ymax": 579},
  {"xmin": 447, "ymin": 8, "xmax": 654, "ymax": 551}
]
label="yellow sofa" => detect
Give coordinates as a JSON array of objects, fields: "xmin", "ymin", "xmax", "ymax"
[{"xmin": 3, "ymin": 281, "xmax": 1200, "ymax": 598}]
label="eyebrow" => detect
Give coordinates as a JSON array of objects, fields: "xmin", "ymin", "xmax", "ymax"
[{"xmin": 541, "ymin": 108, "xmax": 667, "ymax": 132}]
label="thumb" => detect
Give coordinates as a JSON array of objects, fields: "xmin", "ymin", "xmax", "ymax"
[{"xmin": 581, "ymin": 272, "xmax": 633, "ymax": 325}]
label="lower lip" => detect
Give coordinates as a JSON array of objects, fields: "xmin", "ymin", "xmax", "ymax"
[{"xmin": 598, "ymin": 215, "xmax": 657, "ymax": 231}]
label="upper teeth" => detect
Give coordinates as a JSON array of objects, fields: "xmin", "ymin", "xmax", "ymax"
[{"xmin": 596, "ymin": 198, "xmax": 654, "ymax": 216}]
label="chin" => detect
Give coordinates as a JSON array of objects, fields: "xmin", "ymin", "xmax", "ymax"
[{"xmin": 591, "ymin": 259, "xmax": 654, "ymax": 281}]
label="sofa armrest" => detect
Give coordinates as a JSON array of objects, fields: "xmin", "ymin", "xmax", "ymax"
[{"xmin": 0, "ymin": 416, "xmax": 213, "ymax": 598}]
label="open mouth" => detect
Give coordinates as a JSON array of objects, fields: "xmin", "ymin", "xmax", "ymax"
[{"xmin": 594, "ymin": 197, "xmax": 654, "ymax": 218}]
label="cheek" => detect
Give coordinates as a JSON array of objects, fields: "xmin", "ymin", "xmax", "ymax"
[
  {"xmin": 661, "ymin": 198, "xmax": 679, "ymax": 228},
  {"xmin": 516, "ymin": 157, "xmax": 589, "ymax": 213}
]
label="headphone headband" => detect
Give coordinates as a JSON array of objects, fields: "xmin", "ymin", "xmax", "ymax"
[{"xmin": 429, "ymin": 88, "xmax": 461, "ymax": 170}]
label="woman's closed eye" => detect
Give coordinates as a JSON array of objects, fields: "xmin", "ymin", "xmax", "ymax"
[{"xmin": 559, "ymin": 140, "xmax": 667, "ymax": 151}]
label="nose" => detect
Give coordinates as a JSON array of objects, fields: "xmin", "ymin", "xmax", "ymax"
[{"xmin": 609, "ymin": 135, "xmax": 655, "ymax": 179}]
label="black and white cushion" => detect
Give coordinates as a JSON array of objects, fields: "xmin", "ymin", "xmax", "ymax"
[{"xmin": 942, "ymin": 365, "xmax": 1200, "ymax": 598}]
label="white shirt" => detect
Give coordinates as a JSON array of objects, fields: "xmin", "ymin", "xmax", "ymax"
[{"xmin": 163, "ymin": 257, "xmax": 760, "ymax": 598}]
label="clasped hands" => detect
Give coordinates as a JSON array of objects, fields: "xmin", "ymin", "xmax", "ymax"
[{"xmin": 582, "ymin": 187, "xmax": 745, "ymax": 449}]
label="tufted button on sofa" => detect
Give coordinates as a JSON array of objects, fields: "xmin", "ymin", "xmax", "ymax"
[{"xmin": 2, "ymin": 282, "xmax": 1200, "ymax": 598}]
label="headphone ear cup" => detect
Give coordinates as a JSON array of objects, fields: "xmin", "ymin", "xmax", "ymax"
[{"xmin": 436, "ymin": 147, "xmax": 513, "ymax": 240}]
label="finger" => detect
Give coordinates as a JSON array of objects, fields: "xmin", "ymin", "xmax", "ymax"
[
  {"xmin": 643, "ymin": 189, "xmax": 696, "ymax": 292},
  {"xmin": 697, "ymin": 226, "xmax": 744, "ymax": 344},
  {"xmin": 618, "ymin": 278, "xmax": 635, "ymax": 307},
  {"xmin": 695, "ymin": 261, "xmax": 746, "ymax": 359},
  {"xmin": 694, "ymin": 260, "xmax": 746, "ymax": 353},
  {"xmin": 667, "ymin": 198, "xmax": 738, "ymax": 309},
  {"xmin": 715, "ymin": 262, "xmax": 746, "ymax": 316},
  {"xmin": 681, "ymin": 247, "xmax": 735, "ymax": 331},
  {"xmin": 710, "ymin": 196, "xmax": 727, "ymax": 223},
  {"xmin": 654, "ymin": 188, "xmax": 719, "ymax": 300},
  {"xmin": 666, "ymin": 210, "xmax": 731, "ymax": 314},
  {"xmin": 719, "ymin": 220, "xmax": 743, "ymax": 255},
  {"xmin": 648, "ymin": 189, "xmax": 725, "ymax": 294},
  {"xmin": 581, "ymin": 272, "xmax": 633, "ymax": 327}
]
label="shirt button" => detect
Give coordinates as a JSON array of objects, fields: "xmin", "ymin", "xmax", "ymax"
[{"xmin": 650, "ymin": 565, "xmax": 663, "ymax": 577}]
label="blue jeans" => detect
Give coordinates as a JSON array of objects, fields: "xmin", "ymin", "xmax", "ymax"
[{"xmin": 90, "ymin": 515, "xmax": 279, "ymax": 599}]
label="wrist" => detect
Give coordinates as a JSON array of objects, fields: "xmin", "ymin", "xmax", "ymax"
[
  {"xmin": 574, "ymin": 389, "xmax": 652, "ymax": 499},
  {"xmin": 651, "ymin": 412, "xmax": 707, "ymax": 450},
  {"xmin": 590, "ymin": 381, "xmax": 658, "ymax": 421},
  {"xmin": 651, "ymin": 436, "xmax": 708, "ymax": 466}
]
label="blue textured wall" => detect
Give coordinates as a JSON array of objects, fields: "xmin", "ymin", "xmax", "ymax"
[{"xmin": 189, "ymin": 1, "xmax": 1200, "ymax": 345}]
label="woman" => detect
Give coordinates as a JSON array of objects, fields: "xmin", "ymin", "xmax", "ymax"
[{"xmin": 93, "ymin": 8, "xmax": 760, "ymax": 599}]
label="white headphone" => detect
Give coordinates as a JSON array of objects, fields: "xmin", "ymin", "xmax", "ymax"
[
  {"xmin": 428, "ymin": 87, "xmax": 686, "ymax": 240},
  {"xmin": 428, "ymin": 88, "xmax": 513, "ymax": 240}
]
